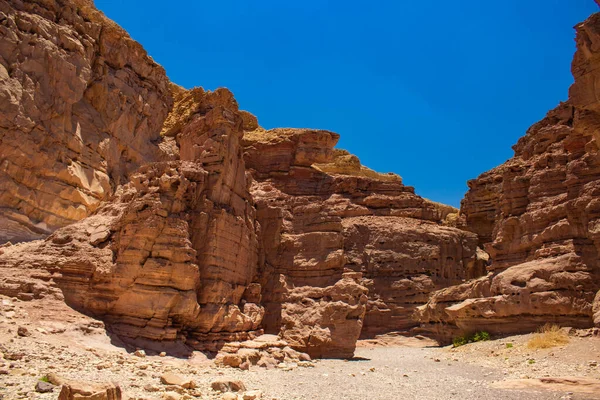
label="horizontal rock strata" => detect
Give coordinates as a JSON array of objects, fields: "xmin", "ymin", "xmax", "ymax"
[
  {"xmin": 243, "ymin": 123, "xmax": 487, "ymax": 340},
  {"xmin": 417, "ymin": 12, "xmax": 600, "ymax": 339},
  {"xmin": 0, "ymin": 0, "xmax": 172, "ymax": 243}
]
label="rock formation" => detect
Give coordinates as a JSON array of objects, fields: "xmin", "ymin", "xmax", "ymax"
[
  {"xmin": 0, "ymin": 0, "xmax": 487, "ymax": 355},
  {"xmin": 417, "ymin": 11, "xmax": 600, "ymax": 338},
  {"xmin": 3, "ymin": 0, "xmax": 597, "ymax": 359},
  {"xmin": 0, "ymin": 0, "xmax": 172, "ymax": 244},
  {"xmin": 242, "ymin": 123, "xmax": 487, "ymax": 340},
  {"xmin": 0, "ymin": 86, "xmax": 264, "ymax": 351}
]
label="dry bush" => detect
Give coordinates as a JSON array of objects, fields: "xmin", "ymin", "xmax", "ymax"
[{"xmin": 527, "ymin": 324, "xmax": 569, "ymax": 349}]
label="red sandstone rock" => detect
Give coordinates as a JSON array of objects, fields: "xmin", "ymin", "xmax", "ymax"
[
  {"xmin": 0, "ymin": 86, "xmax": 263, "ymax": 348},
  {"xmin": 0, "ymin": 0, "xmax": 172, "ymax": 244},
  {"xmin": 418, "ymin": 12, "xmax": 600, "ymax": 338},
  {"xmin": 279, "ymin": 272, "xmax": 368, "ymax": 358},
  {"xmin": 0, "ymin": 0, "xmax": 499, "ymax": 357},
  {"xmin": 243, "ymin": 124, "xmax": 487, "ymax": 342},
  {"xmin": 594, "ymin": 290, "xmax": 600, "ymax": 326}
]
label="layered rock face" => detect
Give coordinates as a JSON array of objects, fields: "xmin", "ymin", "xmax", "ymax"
[
  {"xmin": 0, "ymin": 88, "xmax": 263, "ymax": 350},
  {"xmin": 0, "ymin": 0, "xmax": 172, "ymax": 244},
  {"xmin": 417, "ymin": 12, "xmax": 600, "ymax": 337},
  {"xmin": 5, "ymin": 0, "xmax": 580, "ymax": 357},
  {"xmin": 279, "ymin": 272, "xmax": 368, "ymax": 358},
  {"xmin": 243, "ymin": 124, "xmax": 486, "ymax": 340}
]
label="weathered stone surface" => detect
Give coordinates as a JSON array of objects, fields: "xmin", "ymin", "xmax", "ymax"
[
  {"xmin": 215, "ymin": 334, "xmax": 311, "ymax": 369},
  {"xmin": 0, "ymin": 87, "xmax": 263, "ymax": 347},
  {"xmin": 0, "ymin": 0, "xmax": 493, "ymax": 357},
  {"xmin": 211, "ymin": 380, "xmax": 246, "ymax": 393},
  {"xmin": 35, "ymin": 381, "xmax": 55, "ymax": 393},
  {"xmin": 243, "ymin": 123, "xmax": 487, "ymax": 343},
  {"xmin": 279, "ymin": 272, "xmax": 368, "ymax": 358},
  {"xmin": 0, "ymin": 0, "xmax": 173, "ymax": 244},
  {"xmin": 594, "ymin": 289, "xmax": 600, "ymax": 327},
  {"xmin": 417, "ymin": 12, "xmax": 600, "ymax": 339},
  {"xmin": 49, "ymin": 373, "xmax": 121, "ymax": 400},
  {"xmin": 160, "ymin": 373, "xmax": 195, "ymax": 389}
]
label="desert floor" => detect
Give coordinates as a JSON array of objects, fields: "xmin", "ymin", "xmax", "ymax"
[{"xmin": 1, "ymin": 295, "xmax": 599, "ymax": 400}]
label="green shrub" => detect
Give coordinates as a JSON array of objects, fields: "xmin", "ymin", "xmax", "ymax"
[
  {"xmin": 39, "ymin": 376, "xmax": 50, "ymax": 383},
  {"xmin": 452, "ymin": 331, "xmax": 491, "ymax": 347},
  {"xmin": 506, "ymin": 343, "xmax": 513, "ymax": 348},
  {"xmin": 453, "ymin": 336, "xmax": 469, "ymax": 347}
]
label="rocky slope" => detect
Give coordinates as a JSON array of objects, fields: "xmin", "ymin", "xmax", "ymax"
[
  {"xmin": 0, "ymin": 0, "xmax": 172, "ymax": 244},
  {"xmin": 417, "ymin": 11, "xmax": 600, "ymax": 339}
]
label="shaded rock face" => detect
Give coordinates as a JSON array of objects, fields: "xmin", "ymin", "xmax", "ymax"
[
  {"xmin": 0, "ymin": 88, "xmax": 263, "ymax": 349},
  {"xmin": 243, "ymin": 126, "xmax": 486, "ymax": 340},
  {"xmin": 418, "ymin": 12, "xmax": 600, "ymax": 338},
  {"xmin": 0, "ymin": 0, "xmax": 172, "ymax": 244}
]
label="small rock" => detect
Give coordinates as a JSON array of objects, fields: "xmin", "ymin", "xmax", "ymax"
[
  {"xmin": 162, "ymin": 392, "xmax": 181, "ymax": 400},
  {"xmin": 134, "ymin": 349, "xmax": 146, "ymax": 358},
  {"xmin": 239, "ymin": 361, "xmax": 250, "ymax": 371},
  {"xmin": 160, "ymin": 352, "xmax": 167, "ymax": 357},
  {"xmin": 297, "ymin": 361, "xmax": 314, "ymax": 368},
  {"xmin": 144, "ymin": 384, "xmax": 160, "ymax": 392},
  {"xmin": 35, "ymin": 381, "xmax": 54, "ymax": 393},
  {"xmin": 4, "ymin": 352, "xmax": 24, "ymax": 361},
  {"xmin": 160, "ymin": 372, "xmax": 195, "ymax": 389},
  {"xmin": 222, "ymin": 354, "xmax": 242, "ymax": 368},
  {"xmin": 242, "ymin": 390, "xmax": 262, "ymax": 400},
  {"xmin": 211, "ymin": 380, "xmax": 246, "ymax": 393},
  {"xmin": 17, "ymin": 326, "xmax": 31, "ymax": 337},
  {"xmin": 96, "ymin": 362, "xmax": 111, "ymax": 370},
  {"xmin": 222, "ymin": 393, "xmax": 238, "ymax": 400}
]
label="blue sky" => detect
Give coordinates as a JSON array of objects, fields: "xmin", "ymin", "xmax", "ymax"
[{"xmin": 96, "ymin": 0, "xmax": 597, "ymax": 207}]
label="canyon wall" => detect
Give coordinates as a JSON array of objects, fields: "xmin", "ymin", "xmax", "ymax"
[
  {"xmin": 0, "ymin": 87, "xmax": 264, "ymax": 352},
  {"xmin": 242, "ymin": 124, "xmax": 486, "ymax": 339},
  {"xmin": 2, "ymin": 0, "xmax": 596, "ymax": 357},
  {"xmin": 417, "ymin": 11, "xmax": 600, "ymax": 338},
  {"xmin": 0, "ymin": 0, "xmax": 172, "ymax": 244},
  {"xmin": 0, "ymin": 0, "xmax": 487, "ymax": 356}
]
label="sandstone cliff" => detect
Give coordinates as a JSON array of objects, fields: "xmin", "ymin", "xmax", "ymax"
[
  {"xmin": 417, "ymin": 11, "xmax": 600, "ymax": 338},
  {"xmin": 0, "ymin": 87, "xmax": 264, "ymax": 351},
  {"xmin": 0, "ymin": 0, "xmax": 172, "ymax": 244},
  {"xmin": 242, "ymin": 122, "xmax": 487, "ymax": 340},
  {"xmin": 3, "ymin": 0, "xmax": 593, "ymax": 359}
]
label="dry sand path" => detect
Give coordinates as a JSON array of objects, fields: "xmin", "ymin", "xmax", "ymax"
[{"xmin": 215, "ymin": 346, "xmax": 582, "ymax": 400}]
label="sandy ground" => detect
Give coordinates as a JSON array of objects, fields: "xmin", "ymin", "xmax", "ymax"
[{"xmin": 1, "ymin": 295, "xmax": 600, "ymax": 400}]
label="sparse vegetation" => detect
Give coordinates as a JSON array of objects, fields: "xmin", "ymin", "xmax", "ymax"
[
  {"xmin": 527, "ymin": 324, "xmax": 569, "ymax": 349},
  {"xmin": 39, "ymin": 375, "xmax": 50, "ymax": 383},
  {"xmin": 506, "ymin": 342, "xmax": 513, "ymax": 348},
  {"xmin": 452, "ymin": 331, "xmax": 491, "ymax": 347}
]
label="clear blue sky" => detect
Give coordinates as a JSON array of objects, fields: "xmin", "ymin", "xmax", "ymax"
[{"xmin": 96, "ymin": 0, "xmax": 597, "ymax": 207}]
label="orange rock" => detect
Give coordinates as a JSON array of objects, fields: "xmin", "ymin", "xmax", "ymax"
[
  {"xmin": 0, "ymin": 0, "xmax": 172, "ymax": 243},
  {"xmin": 418, "ymin": 12, "xmax": 600, "ymax": 340}
]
